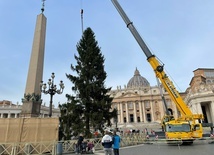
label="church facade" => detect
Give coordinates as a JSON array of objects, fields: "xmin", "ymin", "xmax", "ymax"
[
  {"xmin": 185, "ymin": 68, "xmax": 214, "ymax": 125},
  {"xmin": 109, "ymin": 68, "xmax": 214, "ymax": 129}
]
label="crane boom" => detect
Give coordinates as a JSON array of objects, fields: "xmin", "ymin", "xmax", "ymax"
[
  {"xmin": 111, "ymin": 0, "xmax": 203, "ymax": 120},
  {"xmin": 111, "ymin": 0, "xmax": 152, "ymax": 59}
]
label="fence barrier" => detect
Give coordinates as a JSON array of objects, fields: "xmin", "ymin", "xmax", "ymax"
[{"xmin": 0, "ymin": 133, "xmax": 213, "ymax": 155}]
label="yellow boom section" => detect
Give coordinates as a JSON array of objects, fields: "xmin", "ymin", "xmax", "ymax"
[
  {"xmin": 148, "ymin": 56, "xmax": 203, "ymax": 120},
  {"xmin": 147, "ymin": 56, "xmax": 192, "ymax": 116}
]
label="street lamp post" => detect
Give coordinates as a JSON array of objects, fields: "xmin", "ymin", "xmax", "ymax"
[{"xmin": 40, "ymin": 72, "xmax": 64, "ymax": 117}]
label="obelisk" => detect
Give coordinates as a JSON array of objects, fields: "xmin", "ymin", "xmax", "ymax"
[{"xmin": 21, "ymin": 5, "xmax": 47, "ymax": 117}]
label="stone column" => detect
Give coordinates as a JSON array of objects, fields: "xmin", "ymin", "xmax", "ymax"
[
  {"xmin": 125, "ymin": 102, "xmax": 129, "ymax": 123},
  {"xmin": 196, "ymin": 102, "xmax": 203, "ymax": 114},
  {"xmin": 188, "ymin": 102, "xmax": 194, "ymax": 114},
  {"xmin": 120, "ymin": 103, "xmax": 123, "ymax": 123},
  {"xmin": 133, "ymin": 102, "xmax": 137, "ymax": 123},
  {"xmin": 142, "ymin": 101, "xmax": 147, "ymax": 122},
  {"xmin": 7, "ymin": 112, "xmax": 10, "ymax": 118},
  {"xmin": 161, "ymin": 100, "xmax": 166, "ymax": 118},
  {"xmin": 150, "ymin": 101, "xmax": 154, "ymax": 122},
  {"xmin": 116, "ymin": 103, "xmax": 120, "ymax": 123},
  {"xmin": 139, "ymin": 101, "xmax": 143, "ymax": 122},
  {"xmin": 210, "ymin": 101, "xmax": 214, "ymax": 124}
]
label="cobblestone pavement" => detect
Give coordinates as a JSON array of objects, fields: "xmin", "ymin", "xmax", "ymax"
[
  {"xmin": 64, "ymin": 139, "xmax": 214, "ymax": 155},
  {"xmin": 63, "ymin": 152, "xmax": 104, "ymax": 155}
]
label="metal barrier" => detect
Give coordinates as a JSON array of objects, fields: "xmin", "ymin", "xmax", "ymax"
[
  {"xmin": 0, "ymin": 142, "xmax": 56, "ymax": 155},
  {"xmin": 0, "ymin": 134, "xmax": 213, "ymax": 155},
  {"xmin": 0, "ymin": 134, "xmax": 146, "ymax": 155}
]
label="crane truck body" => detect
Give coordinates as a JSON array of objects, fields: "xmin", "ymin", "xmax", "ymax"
[{"xmin": 111, "ymin": 0, "xmax": 204, "ymax": 144}]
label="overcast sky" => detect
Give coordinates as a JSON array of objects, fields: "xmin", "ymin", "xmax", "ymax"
[{"xmin": 1, "ymin": 0, "xmax": 214, "ymax": 107}]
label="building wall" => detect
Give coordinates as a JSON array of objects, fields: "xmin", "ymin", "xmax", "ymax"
[
  {"xmin": 0, "ymin": 100, "xmax": 60, "ymax": 118},
  {"xmin": 110, "ymin": 68, "xmax": 214, "ymax": 129},
  {"xmin": 186, "ymin": 68, "xmax": 214, "ymax": 125},
  {"xmin": 109, "ymin": 85, "xmax": 179, "ymax": 128}
]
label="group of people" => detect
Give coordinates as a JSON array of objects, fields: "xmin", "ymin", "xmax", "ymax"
[
  {"xmin": 75, "ymin": 129, "xmax": 121, "ymax": 155},
  {"xmin": 75, "ymin": 134, "xmax": 95, "ymax": 154},
  {"xmin": 101, "ymin": 129, "xmax": 121, "ymax": 155}
]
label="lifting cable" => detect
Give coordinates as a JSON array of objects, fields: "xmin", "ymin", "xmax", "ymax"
[{"xmin": 80, "ymin": 0, "xmax": 84, "ymax": 34}]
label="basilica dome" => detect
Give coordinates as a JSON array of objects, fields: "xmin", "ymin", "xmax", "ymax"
[{"xmin": 127, "ymin": 68, "xmax": 150, "ymax": 88}]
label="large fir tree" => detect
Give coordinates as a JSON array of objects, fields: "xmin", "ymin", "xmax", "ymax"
[{"xmin": 60, "ymin": 27, "xmax": 116, "ymax": 139}]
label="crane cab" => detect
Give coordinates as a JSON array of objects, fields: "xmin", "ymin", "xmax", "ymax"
[{"xmin": 192, "ymin": 123, "xmax": 203, "ymax": 138}]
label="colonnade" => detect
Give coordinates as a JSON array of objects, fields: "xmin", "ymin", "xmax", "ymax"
[
  {"xmin": 115, "ymin": 101, "xmax": 157, "ymax": 124},
  {"xmin": 0, "ymin": 113, "xmax": 19, "ymax": 118}
]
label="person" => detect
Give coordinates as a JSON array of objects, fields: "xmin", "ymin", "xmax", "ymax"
[
  {"xmin": 87, "ymin": 141, "xmax": 95, "ymax": 154},
  {"xmin": 112, "ymin": 131, "xmax": 120, "ymax": 155},
  {"xmin": 81, "ymin": 140, "xmax": 88, "ymax": 154},
  {"xmin": 94, "ymin": 130, "xmax": 99, "ymax": 138},
  {"xmin": 144, "ymin": 128, "xmax": 148, "ymax": 135},
  {"xmin": 76, "ymin": 133, "xmax": 84, "ymax": 154},
  {"xmin": 101, "ymin": 130, "xmax": 113, "ymax": 155},
  {"xmin": 115, "ymin": 128, "xmax": 121, "ymax": 137}
]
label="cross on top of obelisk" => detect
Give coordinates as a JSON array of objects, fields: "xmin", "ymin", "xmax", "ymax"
[{"xmin": 41, "ymin": 0, "xmax": 46, "ymax": 13}]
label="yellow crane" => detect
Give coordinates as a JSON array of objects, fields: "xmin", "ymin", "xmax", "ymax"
[{"xmin": 111, "ymin": 0, "xmax": 205, "ymax": 144}]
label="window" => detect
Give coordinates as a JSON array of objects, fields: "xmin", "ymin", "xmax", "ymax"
[
  {"xmin": 124, "ymin": 117, "xmax": 127, "ymax": 123},
  {"xmin": 10, "ymin": 114, "xmax": 15, "ymax": 118},
  {"xmin": 137, "ymin": 117, "xmax": 141, "ymax": 122},
  {"xmin": 193, "ymin": 124, "xmax": 201, "ymax": 131},
  {"xmin": 166, "ymin": 124, "xmax": 191, "ymax": 132},
  {"xmin": 136, "ymin": 102, "xmax": 139, "ymax": 108},
  {"xmin": 146, "ymin": 113, "xmax": 151, "ymax": 122},
  {"xmin": 143, "ymin": 89, "xmax": 148, "ymax": 93},
  {"xmin": 145, "ymin": 100, "xmax": 150, "ymax": 108},
  {"xmin": 167, "ymin": 108, "xmax": 173, "ymax": 115},
  {"xmin": 122, "ymin": 103, "xmax": 125, "ymax": 110},
  {"xmin": 128, "ymin": 102, "xmax": 133, "ymax": 109},
  {"xmin": 204, "ymin": 71, "xmax": 214, "ymax": 77},
  {"xmin": 130, "ymin": 114, "xmax": 134, "ymax": 122},
  {"xmin": 207, "ymin": 80, "xmax": 211, "ymax": 84}
]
